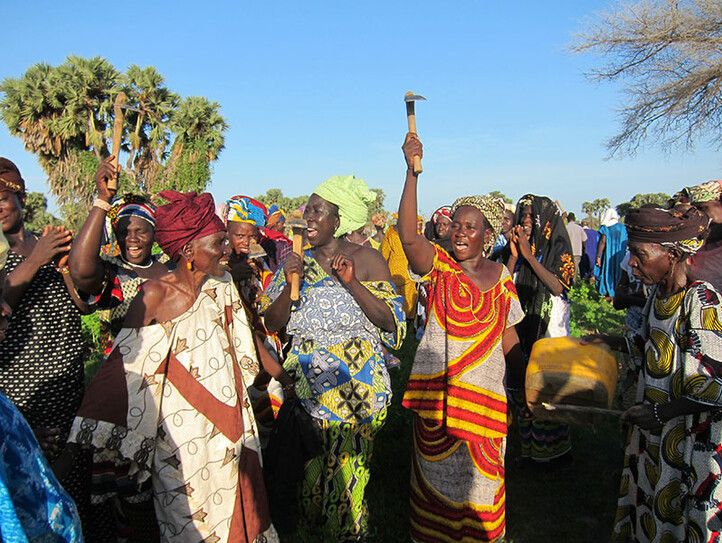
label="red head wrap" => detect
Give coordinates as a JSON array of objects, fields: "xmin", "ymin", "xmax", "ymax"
[
  {"xmin": 432, "ymin": 205, "xmax": 451, "ymax": 224},
  {"xmin": 154, "ymin": 190, "xmax": 225, "ymax": 261},
  {"xmin": 0, "ymin": 158, "xmax": 26, "ymax": 194}
]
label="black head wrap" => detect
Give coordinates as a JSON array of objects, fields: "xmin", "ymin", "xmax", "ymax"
[
  {"xmin": 625, "ymin": 205, "xmax": 709, "ymax": 253},
  {"xmin": 511, "ymin": 194, "xmax": 575, "ymax": 354}
]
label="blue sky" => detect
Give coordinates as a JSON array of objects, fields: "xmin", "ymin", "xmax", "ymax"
[{"xmin": 2, "ymin": 1, "xmax": 720, "ymax": 218}]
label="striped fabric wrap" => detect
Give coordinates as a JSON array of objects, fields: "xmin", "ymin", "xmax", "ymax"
[
  {"xmin": 402, "ymin": 245, "xmax": 523, "ymax": 543},
  {"xmin": 403, "ymin": 248, "xmax": 517, "ymax": 441}
]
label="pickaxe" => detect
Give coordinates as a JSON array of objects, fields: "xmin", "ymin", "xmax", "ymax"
[
  {"xmin": 108, "ymin": 93, "xmax": 143, "ymax": 190},
  {"xmin": 286, "ymin": 211, "xmax": 307, "ymax": 301},
  {"xmin": 404, "ymin": 91, "xmax": 426, "ymax": 174}
]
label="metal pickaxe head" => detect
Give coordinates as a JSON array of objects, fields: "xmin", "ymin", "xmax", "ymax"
[
  {"xmin": 286, "ymin": 210, "xmax": 307, "ymax": 232},
  {"xmin": 404, "ymin": 91, "xmax": 426, "ymax": 132},
  {"xmin": 115, "ymin": 103, "xmax": 143, "ymax": 114},
  {"xmin": 248, "ymin": 239, "xmax": 267, "ymax": 260},
  {"xmin": 404, "ymin": 92, "xmax": 426, "ymax": 103}
]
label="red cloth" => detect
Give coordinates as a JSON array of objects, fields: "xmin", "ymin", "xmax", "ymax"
[{"xmin": 155, "ymin": 190, "xmax": 225, "ymax": 261}]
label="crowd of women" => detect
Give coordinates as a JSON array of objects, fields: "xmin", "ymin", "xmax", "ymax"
[{"xmin": 0, "ymin": 132, "xmax": 721, "ymax": 543}]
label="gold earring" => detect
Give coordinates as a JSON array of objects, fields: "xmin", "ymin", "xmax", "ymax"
[{"xmin": 186, "ymin": 261, "xmax": 193, "ymax": 271}]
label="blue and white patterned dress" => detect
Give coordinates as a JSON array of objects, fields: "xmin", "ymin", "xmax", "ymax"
[
  {"xmin": 260, "ymin": 248, "xmax": 406, "ymax": 540},
  {"xmin": 0, "ymin": 390, "xmax": 83, "ymax": 542}
]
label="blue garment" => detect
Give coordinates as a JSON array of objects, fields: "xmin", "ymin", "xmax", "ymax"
[
  {"xmin": 581, "ymin": 228, "xmax": 599, "ymax": 279},
  {"xmin": 491, "ymin": 232, "xmax": 508, "ymax": 254},
  {"xmin": 0, "ymin": 391, "xmax": 83, "ymax": 542},
  {"xmin": 597, "ymin": 223, "xmax": 627, "ymax": 297}
]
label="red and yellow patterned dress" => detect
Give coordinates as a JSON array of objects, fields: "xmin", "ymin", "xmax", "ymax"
[{"xmin": 403, "ymin": 246, "xmax": 523, "ymax": 543}]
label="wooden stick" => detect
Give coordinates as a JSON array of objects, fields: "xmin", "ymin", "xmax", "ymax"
[
  {"xmin": 287, "ymin": 212, "xmax": 306, "ymax": 302},
  {"xmin": 290, "ymin": 231, "xmax": 302, "ymax": 300},
  {"xmin": 541, "ymin": 402, "xmax": 623, "ymax": 416},
  {"xmin": 109, "ymin": 92, "xmax": 127, "ymax": 191},
  {"xmin": 405, "ymin": 97, "xmax": 422, "ymax": 174}
]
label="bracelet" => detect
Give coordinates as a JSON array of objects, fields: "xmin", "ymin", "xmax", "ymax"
[
  {"xmin": 56, "ymin": 267, "xmax": 70, "ymax": 274},
  {"xmin": 93, "ymin": 198, "xmax": 112, "ymax": 212},
  {"xmin": 653, "ymin": 403, "xmax": 665, "ymax": 426}
]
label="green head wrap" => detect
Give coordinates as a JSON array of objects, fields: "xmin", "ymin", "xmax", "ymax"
[{"xmin": 313, "ymin": 175, "xmax": 376, "ymax": 237}]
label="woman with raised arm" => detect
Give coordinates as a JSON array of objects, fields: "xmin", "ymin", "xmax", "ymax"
[
  {"xmin": 397, "ymin": 134, "xmax": 524, "ymax": 543},
  {"xmin": 68, "ymin": 156, "xmax": 173, "ymax": 541},
  {"xmin": 260, "ymin": 175, "xmax": 406, "ymax": 541},
  {"xmin": 63, "ymin": 191, "xmax": 278, "ymax": 543},
  {"xmin": 69, "ymin": 156, "xmax": 172, "ymax": 355}
]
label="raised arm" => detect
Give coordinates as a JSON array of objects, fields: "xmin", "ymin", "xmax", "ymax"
[
  {"xmin": 69, "ymin": 157, "xmax": 118, "ymax": 296},
  {"xmin": 512, "ymin": 226, "xmax": 565, "ymax": 297},
  {"xmin": 398, "ymin": 133, "xmax": 435, "ymax": 276},
  {"xmin": 4, "ymin": 226, "xmax": 72, "ymax": 311}
]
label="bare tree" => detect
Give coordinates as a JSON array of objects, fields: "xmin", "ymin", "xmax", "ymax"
[{"xmin": 571, "ymin": 0, "xmax": 722, "ymax": 155}]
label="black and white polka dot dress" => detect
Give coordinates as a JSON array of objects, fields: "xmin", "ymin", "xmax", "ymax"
[
  {"xmin": 0, "ymin": 251, "xmax": 88, "ymax": 529},
  {"xmin": 0, "ymin": 251, "xmax": 84, "ymax": 436}
]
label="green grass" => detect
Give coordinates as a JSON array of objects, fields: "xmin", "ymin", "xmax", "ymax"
[{"xmin": 268, "ymin": 329, "xmax": 625, "ymax": 542}]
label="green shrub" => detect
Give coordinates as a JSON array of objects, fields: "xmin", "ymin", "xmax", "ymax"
[
  {"xmin": 568, "ymin": 280, "xmax": 626, "ymax": 337},
  {"xmin": 81, "ymin": 312, "xmax": 105, "ymax": 386}
]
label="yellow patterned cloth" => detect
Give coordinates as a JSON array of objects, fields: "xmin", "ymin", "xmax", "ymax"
[
  {"xmin": 613, "ymin": 281, "xmax": 722, "ymax": 542},
  {"xmin": 69, "ymin": 274, "xmax": 278, "ymax": 542},
  {"xmin": 380, "ymin": 225, "xmax": 418, "ymax": 319}
]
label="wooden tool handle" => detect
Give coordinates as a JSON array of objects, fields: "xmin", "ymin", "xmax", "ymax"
[
  {"xmin": 109, "ymin": 92, "xmax": 127, "ymax": 191},
  {"xmin": 405, "ymin": 101, "xmax": 423, "ymax": 174},
  {"xmin": 290, "ymin": 232, "xmax": 303, "ymax": 301},
  {"xmin": 541, "ymin": 402, "xmax": 622, "ymax": 416}
]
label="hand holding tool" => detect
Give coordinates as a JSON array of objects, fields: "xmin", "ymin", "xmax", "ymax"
[
  {"xmin": 286, "ymin": 211, "xmax": 307, "ymax": 301},
  {"xmin": 109, "ymin": 92, "xmax": 127, "ymax": 191},
  {"xmin": 404, "ymin": 91, "xmax": 426, "ymax": 174}
]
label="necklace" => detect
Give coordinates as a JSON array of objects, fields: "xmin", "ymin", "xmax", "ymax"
[{"xmin": 120, "ymin": 255, "xmax": 153, "ymax": 269}]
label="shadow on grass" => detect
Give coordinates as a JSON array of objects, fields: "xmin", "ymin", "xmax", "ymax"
[{"xmin": 261, "ymin": 328, "xmax": 626, "ymax": 542}]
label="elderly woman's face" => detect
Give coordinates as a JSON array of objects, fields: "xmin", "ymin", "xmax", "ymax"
[
  {"xmin": 627, "ymin": 241, "xmax": 674, "ymax": 285},
  {"xmin": 450, "ymin": 206, "xmax": 492, "ymax": 260},
  {"xmin": 304, "ymin": 194, "xmax": 339, "ymax": 246},
  {"xmin": 227, "ymin": 221, "xmax": 258, "ymax": 255},
  {"xmin": 115, "ymin": 216, "xmax": 155, "ymax": 265},
  {"xmin": 190, "ymin": 231, "xmax": 230, "ymax": 277},
  {"xmin": 435, "ymin": 215, "xmax": 452, "ymax": 239}
]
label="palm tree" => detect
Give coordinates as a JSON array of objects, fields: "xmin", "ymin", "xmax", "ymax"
[
  {"xmin": 162, "ymin": 96, "xmax": 228, "ymax": 192},
  {"xmin": 1, "ymin": 56, "xmax": 228, "ymax": 223}
]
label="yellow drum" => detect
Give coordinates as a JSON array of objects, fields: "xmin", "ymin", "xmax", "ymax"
[{"xmin": 525, "ymin": 336, "xmax": 619, "ymax": 425}]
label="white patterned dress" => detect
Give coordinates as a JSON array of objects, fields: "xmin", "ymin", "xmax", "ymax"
[{"xmin": 69, "ymin": 274, "xmax": 278, "ymax": 543}]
